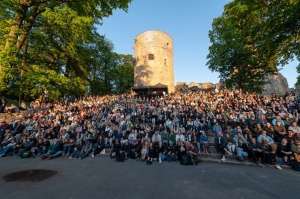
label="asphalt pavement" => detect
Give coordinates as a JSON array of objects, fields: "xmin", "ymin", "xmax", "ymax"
[{"xmin": 1, "ymin": 156, "xmax": 299, "ymax": 199}]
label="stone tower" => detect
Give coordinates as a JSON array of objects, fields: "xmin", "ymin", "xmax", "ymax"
[{"xmin": 134, "ymin": 30, "xmax": 174, "ymax": 93}]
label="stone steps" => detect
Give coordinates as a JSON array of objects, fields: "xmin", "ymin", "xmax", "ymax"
[
  {"xmin": 102, "ymin": 145, "xmax": 291, "ymax": 170},
  {"xmin": 200, "ymin": 157, "xmax": 291, "ymax": 170}
]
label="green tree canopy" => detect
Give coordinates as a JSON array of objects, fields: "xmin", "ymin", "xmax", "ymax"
[
  {"xmin": 207, "ymin": 0, "xmax": 300, "ymax": 92},
  {"xmin": 0, "ymin": 0, "xmax": 133, "ymax": 101}
]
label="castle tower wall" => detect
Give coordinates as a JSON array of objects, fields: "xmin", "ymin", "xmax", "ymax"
[{"xmin": 134, "ymin": 30, "xmax": 174, "ymax": 93}]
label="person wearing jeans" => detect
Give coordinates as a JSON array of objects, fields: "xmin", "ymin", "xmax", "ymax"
[
  {"xmin": 235, "ymin": 138, "xmax": 248, "ymax": 161},
  {"xmin": 215, "ymin": 132, "xmax": 227, "ymax": 161},
  {"xmin": 0, "ymin": 140, "xmax": 16, "ymax": 157},
  {"xmin": 78, "ymin": 139, "xmax": 93, "ymax": 160},
  {"xmin": 234, "ymin": 132, "xmax": 248, "ymax": 161}
]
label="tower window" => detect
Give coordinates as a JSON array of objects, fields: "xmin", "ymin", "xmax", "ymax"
[{"xmin": 148, "ymin": 54, "xmax": 154, "ymax": 60}]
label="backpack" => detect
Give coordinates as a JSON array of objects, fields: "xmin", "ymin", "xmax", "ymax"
[
  {"xmin": 20, "ymin": 151, "xmax": 32, "ymax": 158},
  {"xmin": 116, "ymin": 151, "xmax": 126, "ymax": 162},
  {"xmin": 180, "ymin": 155, "xmax": 192, "ymax": 165},
  {"xmin": 291, "ymin": 161, "xmax": 300, "ymax": 171}
]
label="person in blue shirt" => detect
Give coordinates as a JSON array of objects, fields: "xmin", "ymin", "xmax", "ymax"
[
  {"xmin": 114, "ymin": 130, "xmax": 124, "ymax": 141},
  {"xmin": 199, "ymin": 131, "xmax": 209, "ymax": 153}
]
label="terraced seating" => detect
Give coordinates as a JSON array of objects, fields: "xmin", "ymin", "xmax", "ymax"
[{"xmin": 101, "ymin": 140, "xmax": 291, "ymax": 169}]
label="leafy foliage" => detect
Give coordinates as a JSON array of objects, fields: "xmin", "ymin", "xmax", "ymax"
[
  {"xmin": 207, "ymin": 0, "xmax": 300, "ymax": 92},
  {"xmin": 0, "ymin": 0, "xmax": 133, "ymax": 101}
]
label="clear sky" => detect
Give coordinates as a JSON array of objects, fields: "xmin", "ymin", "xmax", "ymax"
[{"xmin": 98, "ymin": 0, "xmax": 299, "ymax": 88}]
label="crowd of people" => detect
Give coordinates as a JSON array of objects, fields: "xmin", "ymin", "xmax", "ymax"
[{"xmin": 1, "ymin": 88, "xmax": 300, "ymax": 170}]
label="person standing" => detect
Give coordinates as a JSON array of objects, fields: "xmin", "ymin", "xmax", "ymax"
[{"xmin": 0, "ymin": 96, "xmax": 7, "ymax": 113}]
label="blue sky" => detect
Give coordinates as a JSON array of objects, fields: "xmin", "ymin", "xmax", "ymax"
[{"xmin": 98, "ymin": 0, "xmax": 299, "ymax": 87}]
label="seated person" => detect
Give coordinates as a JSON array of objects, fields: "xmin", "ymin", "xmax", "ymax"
[
  {"xmin": 6, "ymin": 104, "xmax": 18, "ymax": 113},
  {"xmin": 187, "ymin": 142, "xmax": 201, "ymax": 165},
  {"xmin": 33, "ymin": 138, "xmax": 49, "ymax": 155},
  {"xmin": 261, "ymin": 139, "xmax": 276, "ymax": 165},
  {"xmin": 69, "ymin": 140, "xmax": 83, "ymax": 159},
  {"xmin": 110, "ymin": 139, "xmax": 122, "ymax": 159},
  {"xmin": 176, "ymin": 141, "xmax": 186, "ymax": 162},
  {"xmin": 291, "ymin": 135, "xmax": 300, "ymax": 163},
  {"xmin": 146, "ymin": 143, "xmax": 155, "ymax": 165},
  {"xmin": 128, "ymin": 130, "xmax": 138, "ymax": 146},
  {"xmin": 16, "ymin": 137, "xmax": 35, "ymax": 157},
  {"xmin": 214, "ymin": 132, "xmax": 227, "ymax": 161},
  {"xmin": 264, "ymin": 122, "xmax": 275, "ymax": 139},
  {"xmin": 273, "ymin": 121, "xmax": 286, "ymax": 142},
  {"xmin": 166, "ymin": 140, "xmax": 177, "ymax": 162},
  {"xmin": 19, "ymin": 100, "xmax": 28, "ymax": 111},
  {"xmin": 175, "ymin": 131, "xmax": 185, "ymax": 144},
  {"xmin": 77, "ymin": 139, "xmax": 93, "ymax": 160},
  {"xmin": 199, "ymin": 131, "xmax": 209, "ymax": 153},
  {"xmin": 252, "ymin": 123, "xmax": 264, "ymax": 138},
  {"xmin": 140, "ymin": 141, "xmax": 149, "ymax": 161},
  {"xmin": 248, "ymin": 137, "xmax": 263, "ymax": 164},
  {"xmin": 242, "ymin": 125, "xmax": 252, "ymax": 141},
  {"xmin": 61, "ymin": 138, "xmax": 75, "ymax": 158},
  {"xmin": 257, "ymin": 131, "xmax": 277, "ymax": 154},
  {"xmin": 289, "ymin": 122, "xmax": 300, "ymax": 134},
  {"xmin": 121, "ymin": 139, "xmax": 130, "ymax": 159},
  {"xmin": 0, "ymin": 138, "xmax": 16, "ymax": 157},
  {"xmin": 225, "ymin": 133, "xmax": 235, "ymax": 155},
  {"xmin": 235, "ymin": 137, "xmax": 248, "ymax": 161},
  {"xmin": 190, "ymin": 131, "xmax": 200, "ymax": 153},
  {"xmin": 0, "ymin": 121, "xmax": 10, "ymax": 138},
  {"xmin": 257, "ymin": 131, "xmax": 277, "ymax": 164},
  {"xmin": 41, "ymin": 138, "xmax": 62, "ymax": 159},
  {"xmin": 1, "ymin": 130, "xmax": 14, "ymax": 148},
  {"xmin": 285, "ymin": 129, "xmax": 295, "ymax": 144},
  {"xmin": 151, "ymin": 130, "xmax": 161, "ymax": 144},
  {"xmin": 161, "ymin": 129, "xmax": 170, "ymax": 146},
  {"xmin": 158, "ymin": 141, "xmax": 166, "ymax": 164},
  {"xmin": 92, "ymin": 135, "xmax": 105, "ymax": 157},
  {"xmin": 276, "ymin": 138, "xmax": 292, "ymax": 165}
]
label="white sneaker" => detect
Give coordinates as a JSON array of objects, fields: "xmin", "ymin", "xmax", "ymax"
[
  {"xmin": 275, "ymin": 165, "xmax": 282, "ymax": 170},
  {"xmin": 159, "ymin": 157, "xmax": 162, "ymax": 164},
  {"xmin": 221, "ymin": 156, "xmax": 226, "ymax": 161},
  {"xmin": 92, "ymin": 154, "xmax": 95, "ymax": 158}
]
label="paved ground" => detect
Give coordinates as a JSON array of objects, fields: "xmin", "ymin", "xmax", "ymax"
[{"xmin": 1, "ymin": 156, "xmax": 300, "ymax": 199}]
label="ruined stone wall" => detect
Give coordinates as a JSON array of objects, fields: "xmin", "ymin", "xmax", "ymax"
[
  {"xmin": 134, "ymin": 30, "xmax": 174, "ymax": 92},
  {"xmin": 262, "ymin": 73, "xmax": 289, "ymax": 96}
]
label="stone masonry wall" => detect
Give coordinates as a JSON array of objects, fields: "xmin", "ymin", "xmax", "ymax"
[
  {"xmin": 134, "ymin": 30, "xmax": 174, "ymax": 92},
  {"xmin": 262, "ymin": 73, "xmax": 289, "ymax": 96}
]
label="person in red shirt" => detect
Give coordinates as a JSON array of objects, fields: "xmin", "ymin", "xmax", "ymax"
[{"xmin": 187, "ymin": 142, "xmax": 201, "ymax": 165}]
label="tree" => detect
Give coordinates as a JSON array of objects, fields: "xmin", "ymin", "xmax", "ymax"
[
  {"xmin": 0, "ymin": 0, "xmax": 133, "ymax": 101},
  {"xmin": 207, "ymin": 0, "xmax": 300, "ymax": 92},
  {"xmin": 88, "ymin": 35, "xmax": 115, "ymax": 95},
  {"xmin": 112, "ymin": 54, "xmax": 134, "ymax": 94},
  {"xmin": 87, "ymin": 36, "xmax": 134, "ymax": 96}
]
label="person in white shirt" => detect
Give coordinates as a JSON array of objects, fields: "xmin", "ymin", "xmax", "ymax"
[
  {"xmin": 151, "ymin": 130, "xmax": 161, "ymax": 144},
  {"xmin": 288, "ymin": 122, "xmax": 300, "ymax": 134},
  {"xmin": 175, "ymin": 131, "xmax": 185, "ymax": 144}
]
